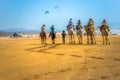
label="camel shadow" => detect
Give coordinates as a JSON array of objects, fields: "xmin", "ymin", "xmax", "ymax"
[
  {"xmin": 25, "ymin": 43, "xmax": 62, "ymax": 54},
  {"xmin": 89, "ymin": 56, "xmax": 104, "ymax": 60}
]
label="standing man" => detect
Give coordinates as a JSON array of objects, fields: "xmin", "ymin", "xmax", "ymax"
[{"xmin": 61, "ymin": 30, "xmax": 66, "ymax": 44}]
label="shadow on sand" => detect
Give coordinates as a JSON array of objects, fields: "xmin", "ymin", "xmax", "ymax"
[{"xmin": 26, "ymin": 43, "xmax": 62, "ymax": 54}]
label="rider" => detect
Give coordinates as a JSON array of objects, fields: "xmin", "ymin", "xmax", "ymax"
[
  {"xmin": 50, "ymin": 25, "xmax": 56, "ymax": 37},
  {"xmin": 67, "ymin": 18, "xmax": 73, "ymax": 30},
  {"xmin": 76, "ymin": 20, "xmax": 82, "ymax": 30},
  {"xmin": 40, "ymin": 24, "xmax": 46, "ymax": 35},
  {"xmin": 87, "ymin": 18, "xmax": 95, "ymax": 32},
  {"xmin": 100, "ymin": 19, "xmax": 110, "ymax": 32},
  {"xmin": 50, "ymin": 25, "xmax": 55, "ymax": 32},
  {"xmin": 41, "ymin": 24, "xmax": 46, "ymax": 32},
  {"xmin": 67, "ymin": 18, "xmax": 76, "ymax": 31},
  {"xmin": 69, "ymin": 18, "xmax": 73, "ymax": 26}
]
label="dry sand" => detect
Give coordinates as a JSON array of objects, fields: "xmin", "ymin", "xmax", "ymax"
[{"xmin": 0, "ymin": 36, "xmax": 120, "ymax": 80}]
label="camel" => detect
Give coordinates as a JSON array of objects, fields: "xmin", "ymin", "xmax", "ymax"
[
  {"xmin": 99, "ymin": 25, "xmax": 110, "ymax": 45},
  {"xmin": 67, "ymin": 25, "xmax": 76, "ymax": 44},
  {"xmin": 84, "ymin": 25, "xmax": 96, "ymax": 44},
  {"xmin": 49, "ymin": 32, "xmax": 56, "ymax": 44},
  {"xmin": 76, "ymin": 25, "xmax": 82, "ymax": 44},
  {"xmin": 40, "ymin": 31, "xmax": 46, "ymax": 44}
]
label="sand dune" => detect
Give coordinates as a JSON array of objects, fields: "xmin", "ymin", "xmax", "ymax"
[{"xmin": 0, "ymin": 36, "xmax": 120, "ymax": 80}]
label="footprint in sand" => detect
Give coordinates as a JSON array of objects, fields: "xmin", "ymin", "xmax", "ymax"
[
  {"xmin": 44, "ymin": 72, "xmax": 54, "ymax": 75},
  {"xmin": 59, "ymin": 68, "xmax": 71, "ymax": 73},
  {"xmin": 89, "ymin": 56, "xmax": 104, "ymax": 60},
  {"xmin": 21, "ymin": 77, "xmax": 31, "ymax": 80},
  {"xmin": 56, "ymin": 54, "xmax": 64, "ymax": 56},
  {"xmin": 113, "ymin": 58, "xmax": 120, "ymax": 61},
  {"xmin": 101, "ymin": 76, "xmax": 108, "ymax": 79},
  {"xmin": 88, "ymin": 79, "xmax": 96, "ymax": 80},
  {"xmin": 92, "ymin": 67, "xmax": 97, "ymax": 69},
  {"xmin": 71, "ymin": 55, "xmax": 82, "ymax": 58},
  {"xmin": 21, "ymin": 75, "xmax": 41, "ymax": 80},
  {"xmin": 33, "ymin": 75, "xmax": 40, "ymax": 79},
  {"xmin": 114, "ymin": 73, "xmax": 120, "ymax": 76}
]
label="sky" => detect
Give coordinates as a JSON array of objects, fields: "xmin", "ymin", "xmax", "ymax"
[{"xmin": 0, "ymin": 0, "xmax": 120, "ymax": 31}]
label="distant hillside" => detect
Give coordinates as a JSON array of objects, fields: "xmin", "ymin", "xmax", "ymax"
[{"xmin": 0, "ymin": 28, "xmax": 120, "ymax": 37}]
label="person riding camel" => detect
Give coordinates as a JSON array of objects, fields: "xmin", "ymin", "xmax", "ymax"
[
  {"xmin": 67, "ymin": 18, "xmax": 75, "ymax": 31},
  {"xmin": 87, "ymin": 18, "xmax": 95, "ymax": 32},
  {"xmin": 76, "ymin": 20, "xmax": 82, "ymax": 30},
  {"xmin": 41, "ymin": 24, "xmax": 46, "ymax": 32},
  {"xmin": 40, "ymin": 24, "xmax": 47, "ymax": 43},
  {"xmin": 67, "ymin": 18, "xmax": 73, "ymax": 30},
  {"xmin": 100, "ymin": 19, "xmax": 110, "ymax": 32},
  {"xmin": 50, "ymin": 25, "xmax": 56, "ymax": 38},
  {"xmin": 49, "ymin": 25, "xmax": 56, "ymax": 44},
  {"xmin": 69, "ymin": 18, "xmax": 73, "ymax": 26},
  {"xmin": 50, "ymin": 25, "xmax": 55, "ymax": 32}
]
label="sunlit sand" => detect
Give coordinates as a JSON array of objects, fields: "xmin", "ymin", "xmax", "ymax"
[{"xmin": 0, "ymin": 35, "xmax": 120, "ymax": 80}]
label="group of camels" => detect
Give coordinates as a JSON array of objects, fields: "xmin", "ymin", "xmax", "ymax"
[{"xmin": 40, "ymin": 19, "xmax": 111, "ymax": 45}]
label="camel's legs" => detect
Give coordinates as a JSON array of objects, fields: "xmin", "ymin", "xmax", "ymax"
[
  {"xmin": 90, "ymin": 35, "xmax": 93, "ymax": 44},
  {"xmin": 105, "ymin": 36, "xmax": 110, "ymax": 45},
  {"xmin": 44, "ymin": 38, "xmax": 46, "ymax": 44},
  {"xmin": 93, "ymin": 35, "xmax": 96, "ymax": 44},
  {"xmin": 87, "ymin": 35, "xmax": 89, "ymax": 44},
  {"xmin": 51, "ymin": 38, "xmax": 53, "ymax": 44},
  {"xmin": 71, "ymin": 35, "xmax": 74, "ymax": 44},
  {"xmin": 73, "ymin": 35, "xmax": 75, "ymax": 44},
  {"xmin": 80, "ymin": 35, "xmax": 82, "ymax": 44},
  {"xmin": 69, "ymin": 36, "xmax": 72, "ymax": 44},
  {"xmin": 70, "ymin": 36, "xmax": 72, "ymax": 44},
  {"xmin": 105, "ymin": 36, "xmax": 108, "ymax": 45},
  {"xmin": 44, "ymin": 40, "xmax": 46, "ymax": 44},
  {"xmin": 107, "ymin": 36, "xmax": 110, "ymax": 45},
  {"xmin": 78, "ymin": 34, "xmax": 82, "ymax": 44},
  {"xmin": 53, "ymin": 39, "xmax": 55, "ymax": 44},
  {"xmin": 41, "ymin": 38, "xmax": 43, "ymax": 44},
  {"xmin": 69, "ymin": 36, "xmax": 70, "ymax": 44},
  {"xmin": 52, "ymin": 39, "xmax": 55, "ymax": 44},
  {"xmin": 102, "ymin": 36, "xmax": 105, "ymax": 45},
  {"xmin": 77, "ymin": 35, "xmax": 80, "ymax": 44}
]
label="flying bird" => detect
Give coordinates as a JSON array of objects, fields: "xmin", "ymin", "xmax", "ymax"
[{"xmin": 45, "ymin": 11, "xmax": 50, "ymax": 14}]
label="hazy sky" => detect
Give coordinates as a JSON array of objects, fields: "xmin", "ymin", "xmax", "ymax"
[{"xmin": 0, "ymin": 0, "xmax": 120, "ymax": 31}]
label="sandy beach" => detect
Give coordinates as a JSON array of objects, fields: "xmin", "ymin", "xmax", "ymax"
[{"xmin": 0, "ymin": 35, "xmax": 120, "ymax": 80}]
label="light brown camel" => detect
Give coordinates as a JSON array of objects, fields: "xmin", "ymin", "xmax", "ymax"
[
  {"xmin": 40, "ymin": 31, "xmax": 47, "ymax": 44},
  {"xmin": 67, "ymin": 25, "xmax": 76, "ymax": 44},
  {"xmin": 84, "ymin": 25, "xmax": 96, "ymax": 44},
  {"xmin": 99, "ymin": 25, "xmax": 110, "ymax": 45},
  {"xmin": 76, "ymin": 25, "xmax": 82, "ymax": 44}
]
